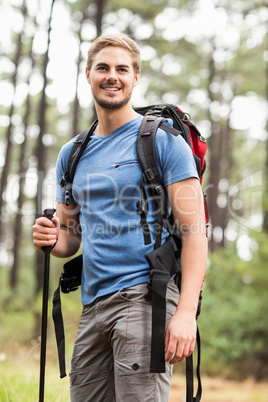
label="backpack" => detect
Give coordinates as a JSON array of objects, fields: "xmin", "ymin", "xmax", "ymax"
[{"xmin": 52, "ymin": 104, "xmax": 208, "ymax": 401}]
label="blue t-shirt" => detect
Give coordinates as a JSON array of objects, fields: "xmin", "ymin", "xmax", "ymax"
[{"xmin": 56, "ymin": 115, "xmax": 198, "ymax": 305}]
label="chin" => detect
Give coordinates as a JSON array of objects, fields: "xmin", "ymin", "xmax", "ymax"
[{"xmin": 96, "ymin": 97, "xmax": 131, "ymax": 110}]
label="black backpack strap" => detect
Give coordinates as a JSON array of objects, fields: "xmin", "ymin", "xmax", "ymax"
[
  {"xmin": 60, "ymin": 120, "xmax": 98, "ymax": 205},
  {"xmin": 136, "ymin": 115, "xmax": 183, "ymax": 249},
  {"xmin": 136, "ymin": 183, "xmax": 152, "ymax": 245},
  {"xmin": 186, "ymin": 326, "xmax": 202, "ymax": 402},
  {"xmin": 145, "ymin": 236, "xmax": 181, "ymax": 373},
  {"xmin": 52, "ymin": 255, "xmax": 83, "ymax": 379},
  {"xmin": 136, "ymin": 104, "xmax": 191, "ymax": 146},
  {"xmin": 52, "ymin": 280, "xmax": 66, "ymax": 378}
]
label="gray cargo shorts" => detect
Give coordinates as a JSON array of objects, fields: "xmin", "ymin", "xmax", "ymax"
[{"xmin": 70, "ymin": 280, "xmax": 180, "ymax": 402}]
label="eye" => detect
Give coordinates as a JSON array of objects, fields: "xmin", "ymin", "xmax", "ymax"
[{"xmin": 97, "ymin": 66, "xmax": 107, "ymax": 71}]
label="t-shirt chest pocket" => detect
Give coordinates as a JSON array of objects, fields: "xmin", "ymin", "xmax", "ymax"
[
  {"xmin": 113, "ymin": 160, "xmax": 139, "ymax": 169},
  {"xmin": 111, "ymin": 160, "xmax": 142, "ymax": 195}
]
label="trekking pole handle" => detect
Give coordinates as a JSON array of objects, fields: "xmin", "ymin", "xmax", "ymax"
[
  {"xmin": 43, "ymin": 208, "xmax": 56, "ymax": 221},
  {"xmin": 42, "ymin": 208, "xmax": 56, "ymax": 254}
]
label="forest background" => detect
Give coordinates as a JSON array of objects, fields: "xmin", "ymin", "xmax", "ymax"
[{"xmin": 0, "ymin": 0, "xmax": 267, "ymax": 400}]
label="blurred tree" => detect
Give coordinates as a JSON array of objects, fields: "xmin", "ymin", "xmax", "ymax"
[
  {"xmin": 71, "ymin": 11, "xmax": 88, "ymax": 138},
  {"xmin": 63, "ymin": 0, "xmax": 107, "ymax": 135},
  {"xmin": 10, "ymin": 0, "xmax": 37, "ymax": 289},
  {"xmin": 96, "ymin": 0, "xmax": 107, "ymax": 36},
  {"xmin": 263, "ymin": 82, "xmax": 268, "ymax": 233},
  {"xmin": 200, "ymin": 1, "xmax": 267, "ymax": 250},
  {"xmin": 206, "ymin": 43, "xmax": 233, "ymax": 252},
  {"xmin": 33, "ymin": 0, "xmax": 56, "ymax": 299},
  {"xmin": 0, "ymin": 1, "xmax": 28, "ymax": 242}
]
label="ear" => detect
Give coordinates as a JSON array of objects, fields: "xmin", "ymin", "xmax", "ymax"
[
  {"xmin": 133, "ymin": 70, "xmax": 140, "ymax": 87},
  {"xmin": 85, "ymin": 67, "xmax": 91, "ymax": 84}
]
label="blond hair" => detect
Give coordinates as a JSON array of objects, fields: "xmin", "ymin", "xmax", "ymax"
[{"xmin": 87, "ymin": 33, "xmax": 141, "ymax": 74}]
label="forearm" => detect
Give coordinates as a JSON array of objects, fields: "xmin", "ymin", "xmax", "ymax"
[
  {"xmin": 167, "ymin": 177, "xmax": 208, "ymax": 313},
  {"xmin": 51, "ymin": 227, "xmax": 81, "ymax": 258},
  {"xmin": 164, "ymin": 178, "xmax": 208, "ymax": 364},
  {"xmin": 177, "ymin": 232, "xmax": 207, "ymax": 315}
]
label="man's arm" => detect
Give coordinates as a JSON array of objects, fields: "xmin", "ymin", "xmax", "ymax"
[
  {"xmin": 165, "ymin": 177, "xmax": 208, "ymax": 364},
  {"xmin": 32, "ymin": 202, "xmax": 81, "ymax": 258}
]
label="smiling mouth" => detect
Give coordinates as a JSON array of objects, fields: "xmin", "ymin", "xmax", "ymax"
[{"xmin": 102, "ymin": 86, "xmax": 121, "ymax": 92}]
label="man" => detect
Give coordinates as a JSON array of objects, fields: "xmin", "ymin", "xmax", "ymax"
[{"xmin": 33, "ymin": 33, "xmax": 207, "ymax": 401}]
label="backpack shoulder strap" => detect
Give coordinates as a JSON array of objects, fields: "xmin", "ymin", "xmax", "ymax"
[
  {"xmin": 136, "ymin": 115, "xmax": 183, "ymax": 249},
  {"xmin": 60, "ymin": 120, "xmax": 98, "ymax": 205},
  {"xmin": 136, "ymin": 116, "xmax": 183, "ymax": 190}
]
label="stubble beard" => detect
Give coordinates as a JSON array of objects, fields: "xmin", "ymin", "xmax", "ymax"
[
  {"xmin": 93, "ymin": 84, "xmax": 134, "ymax": 110},
  {"xmin": 94, "ymin": 93, "xmax": 132, "ymax": 110}
]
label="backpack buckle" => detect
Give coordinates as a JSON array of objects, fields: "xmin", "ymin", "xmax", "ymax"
[
  {"xmin": 148, "ymin": 105, "xmax": 165, "ymax": 116},
  {"xmin": 144, "ymin": 169, "xmax": 154, "ymax": 181},
  {"xmin": 154, "ymin": 185, "xmax": 164, "ymax": 194},
  {"xmin": 145, "ymin": 269, "xmax": 154, "ymax": 301},
  {"xmin": 60, "ymin": 273, "xmax": 80, "ymax": 294},
  {"xmin": 136, "ymin": 199, "xmax": 146, "ymax": 215}
]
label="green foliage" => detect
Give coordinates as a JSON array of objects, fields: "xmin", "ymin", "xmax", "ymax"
[
  {"xmin": 0, "ymin": 360, "xmax": 70, "ymax": 402},
  {"xmin": 199, "ymin": 233, "xmax": 268, "ymax": 379}
]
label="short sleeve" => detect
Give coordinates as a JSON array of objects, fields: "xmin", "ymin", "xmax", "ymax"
[
  {"xmin": 155, "ymin": 122, "xmax": 199, "ymax": 187},
  {"xmin": 55, "ymin": 138, "xmax": 77, "ymax": 204}
]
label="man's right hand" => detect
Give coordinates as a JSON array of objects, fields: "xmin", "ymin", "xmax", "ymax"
[{"xmin": 32, "ymin": 216, "xmax": 60, "ymax": 253}]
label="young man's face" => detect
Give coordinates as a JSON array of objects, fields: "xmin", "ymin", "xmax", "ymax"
[{"xmin": 86, "ymin": 46, "xmax": 140, "ymax": 111}]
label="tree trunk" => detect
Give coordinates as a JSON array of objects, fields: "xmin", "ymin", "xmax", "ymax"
[
  {"xmin": 0, "ymin": 2, "xmax": 27, "ymax": 242},
  {"xmin": 88, "ymin": 0, "xmax": 107, "ymax": 124},
  {"xmin": 263, "ymin": 127, "xmax": 268, "ymax": 233},
  {"xmin": 95, "ymin": 0, "xmax": 106, "ymax": 36},
  {"xmin": 207, "ymin": 123, "xmax": 222, "ymax": 251},
  {"xmin": 217, "ymin": 120, "xmax": 232, "ymax": 248},
  {"xmin": 71, "ymin": 32, "xmax": 84, "ymax": 138},
  {"xmin": 10, "ymin": 8, "xmax": 37, "ymax": 289},
  {"xmin": 33, "ymin": 0, "xmax": 56, "ymax": 297},
  {"xmin": 206, "ymin": 46, "xmax": 220, "ymax": 251}
]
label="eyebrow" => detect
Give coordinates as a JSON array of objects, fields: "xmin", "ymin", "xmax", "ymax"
[{"xmin": 95, "ymin": 62, "xmax": 130, "ymax": 69}]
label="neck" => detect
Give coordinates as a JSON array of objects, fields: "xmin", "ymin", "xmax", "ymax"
[{"xmin": 94, "ymin": 104, "xmax": 139, "ymax": 136}]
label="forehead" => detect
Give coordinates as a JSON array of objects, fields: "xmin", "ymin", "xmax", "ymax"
[{"xmin": 92, "ymin": 46, "xmax": 134, "ymax": 68}]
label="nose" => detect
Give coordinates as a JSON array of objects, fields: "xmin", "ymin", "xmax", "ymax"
[{"xmin": 106, "ymin": 68, "xmax": 118, "ymax": 81}]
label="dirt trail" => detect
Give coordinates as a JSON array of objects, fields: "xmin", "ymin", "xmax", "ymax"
[{"xmin": 169, "ymin": 374, "xmax": 268, "ymax": 402}]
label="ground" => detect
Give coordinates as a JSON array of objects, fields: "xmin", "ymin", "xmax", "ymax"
[{"xmin": 170, "ymin": 374, "xmax": 268, "ymax": 402}]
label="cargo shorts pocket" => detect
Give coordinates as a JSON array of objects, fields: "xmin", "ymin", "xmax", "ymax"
[
  {"xmin": 69, "ymin": 365, "xmax": 111, "ymax": 387},
  {"xmin": 115, "ymin": 352, "xmax": 172, "ymax": 381},
  {"xmin": 114, "ymin": 352, "xmax": 156, "ymax": 399},
  {"xmin": 115, "ymin": 352, "xmax": 154, "ymax": 381},
  {"xmin": 114, "ymin": 352, "xmax": 172, "ymax": 401}
]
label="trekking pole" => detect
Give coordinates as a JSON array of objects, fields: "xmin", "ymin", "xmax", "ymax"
[{"xmin": 39, "ymin": 208, "xmax": 56, "ymax": 402}]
